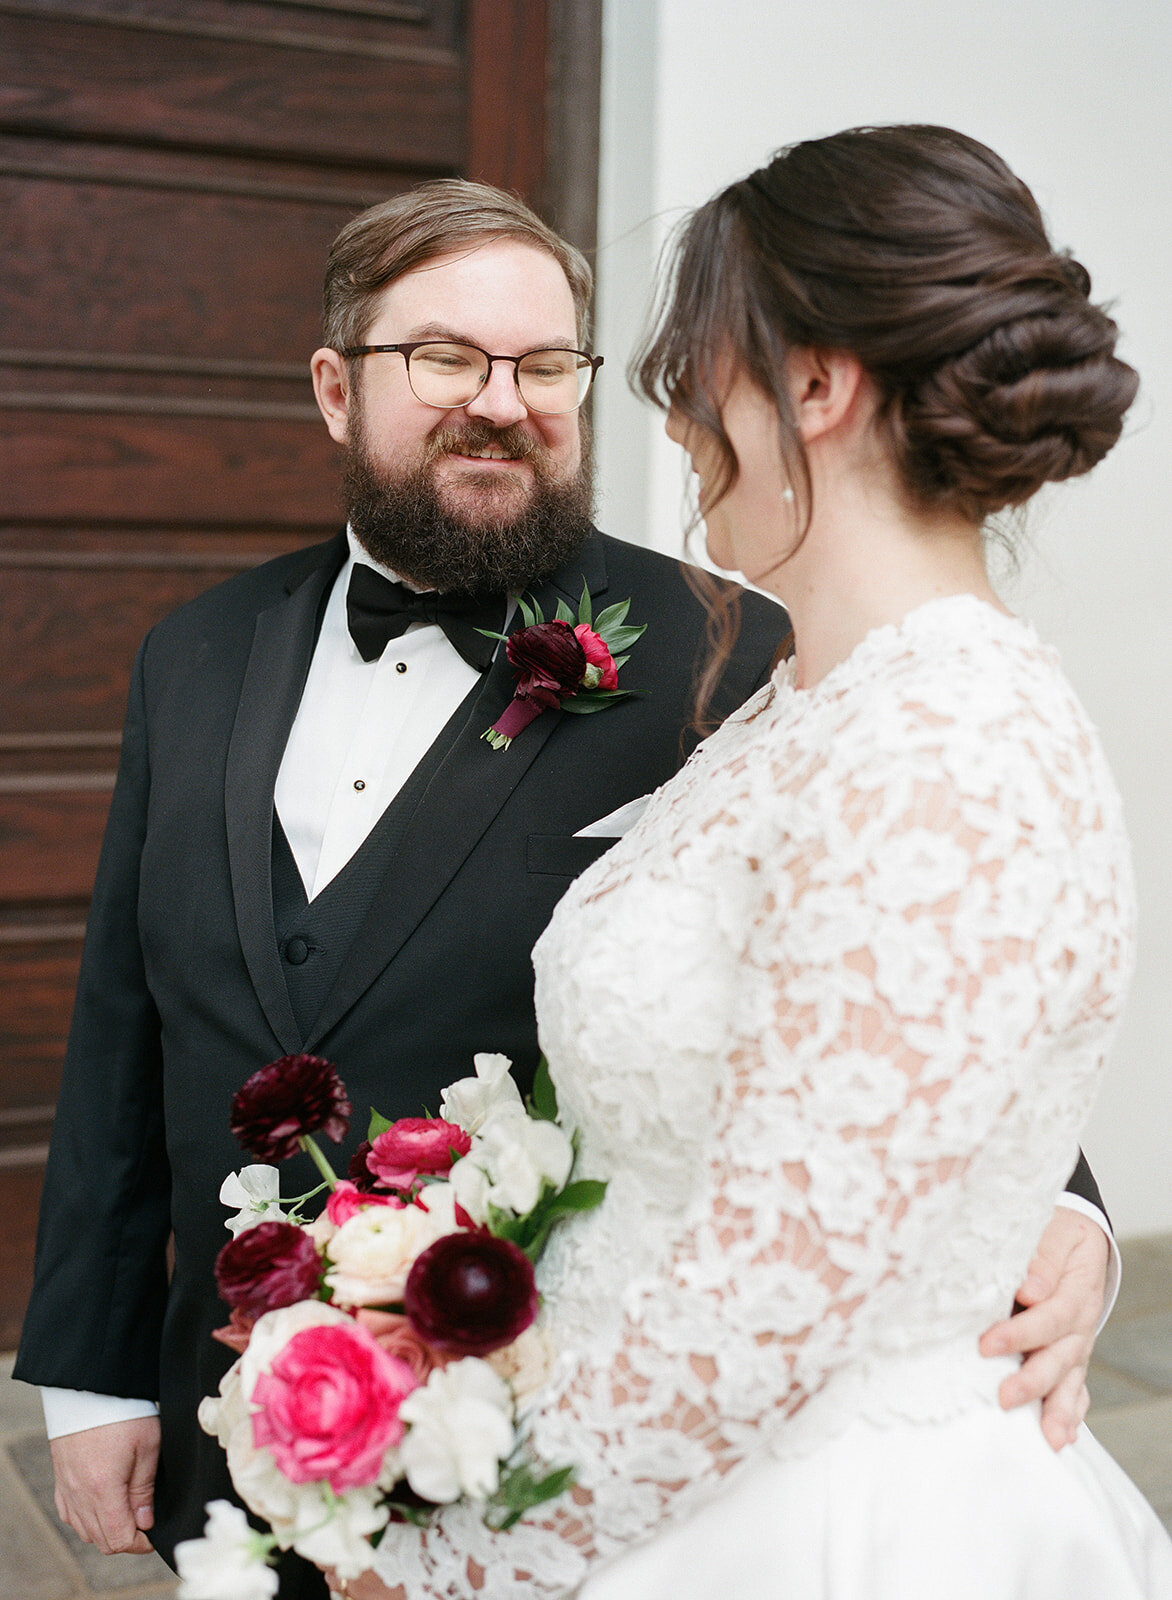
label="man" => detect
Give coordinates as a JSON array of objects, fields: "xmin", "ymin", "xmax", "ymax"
[{"xmin": 15, "ymin": 182, "xmax": 1115, "ymax": 1595}]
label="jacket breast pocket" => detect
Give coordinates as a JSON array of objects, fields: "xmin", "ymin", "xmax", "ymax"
[{"xmin": 526, "ymin": 834, "xmax": 616, "ymax": 878}]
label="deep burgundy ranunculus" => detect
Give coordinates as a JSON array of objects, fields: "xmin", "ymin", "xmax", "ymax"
[
  {"xmin": 506, "ymin": 620, "xmax": 587, "ymax": 702},
  {"xmin": 214, "ymin": 1220, "xmax": 322, "ymax": 1318},
  {"xmin": 487, "ymin": 621, "xmax": 589, "ymax": 748},
  {"xmin": 349, "ymin": 1140, "xmax": 377, "ymax": 1191},
  {"xmin": 403, "ymin": 1231, "xmax": 538, "ymax": 1356},
  {"xmin": 229, "ymin": 1054, "xmax": 352, "ymax": 1162}
]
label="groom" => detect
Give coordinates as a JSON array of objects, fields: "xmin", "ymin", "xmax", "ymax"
[{"xmin": 16, "ymin": 181, "xmax": 1114, "ymax": 1591}]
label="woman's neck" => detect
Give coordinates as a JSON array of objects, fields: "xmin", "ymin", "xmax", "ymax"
[{"xmin": 753, "ymin": 489, "xmax": 1004, "ymax": 691}]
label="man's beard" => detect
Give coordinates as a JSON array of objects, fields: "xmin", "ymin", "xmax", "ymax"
[{"xmin": 342, "ymin": 414, "xmax": 595, "ymax": 596}]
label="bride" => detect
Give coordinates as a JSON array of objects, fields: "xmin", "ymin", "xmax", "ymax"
[{"xmin": 352, "ymin": 125, "xmax": 1172, "ymax": 1597}]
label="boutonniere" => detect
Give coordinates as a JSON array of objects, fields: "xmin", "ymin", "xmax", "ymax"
[{"xmin": 480, "ymin": 584, "xmax": 646, "ymax": 751}]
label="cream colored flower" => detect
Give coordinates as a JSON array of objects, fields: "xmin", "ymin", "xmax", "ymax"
[{"xmin": 324, "ymin": 1185, "xmax": 460, "ymax": 1306}]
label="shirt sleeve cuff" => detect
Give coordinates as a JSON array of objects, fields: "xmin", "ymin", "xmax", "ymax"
[
  {"xmin": 40, "ymin": 1387, "xmax": 160, "ymax": 1440},
  {"xmin": 1057, "ymin": 1191, "xmax": 1121, "ymax": 1331}
]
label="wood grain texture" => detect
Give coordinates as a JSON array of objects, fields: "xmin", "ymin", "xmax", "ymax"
[{"xmin": 0, "ymin": 9, "xmax": 465, "ymax": 168}]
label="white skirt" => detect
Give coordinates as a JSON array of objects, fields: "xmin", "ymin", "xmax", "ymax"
[{"xmin": 580, "ymin": 1346, "xmax": 1172, "ymax": 1600}]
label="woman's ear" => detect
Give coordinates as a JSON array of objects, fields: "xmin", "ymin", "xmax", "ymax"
[
  {"xmin": 310, "ymin": 347, "xmax": 353, "ymax": 445},
  {"xmin": 787, "ymin": 347, "xmax": 867, "ymax": 444}
]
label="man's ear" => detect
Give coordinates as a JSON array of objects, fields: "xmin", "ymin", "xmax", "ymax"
[
  {"xmin": 310, "ymin": 347, "xmax": 352, "ymax": 445},
  {"xmin": 787, "ymin": 347, "xmax": 866, "ymax": 445}
]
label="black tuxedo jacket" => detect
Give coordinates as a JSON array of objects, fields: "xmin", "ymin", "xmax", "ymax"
[
  {"xmin": 15, "ymin": 528, "xmax": 1105, "ymax": 1566},
  {"xmin": 15, "ymin": 530, "xmax": 786, "ymax": 1558}
]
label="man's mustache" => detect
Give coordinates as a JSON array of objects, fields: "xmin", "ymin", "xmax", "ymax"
[{"xmin": 422, "ymin": 420, "xmax": 543, "ymax": 466}]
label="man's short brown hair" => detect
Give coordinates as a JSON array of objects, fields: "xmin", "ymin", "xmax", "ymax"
[{"xmin": 322, "ymin": 179, "xmax": 593, "ymax": 353}]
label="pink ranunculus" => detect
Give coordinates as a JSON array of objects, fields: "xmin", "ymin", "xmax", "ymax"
[
  {"xmin": 573, "ymin": 624, "xmax": 619, "ymax": 689},
  {"xmin": 367, "ymin": 1118, "xmax": 472, "ymax": 1191},
  {"xmin": 354, "ymin": 1308, "xmax": 447, "ymax": 1385},
  {"xmin": 325, "ymin": 1179, "xmax": 406, "ymax": 1229},
  {"xmin": 250, "ymin": 1321, "xmax": 418, "ymax": 1493}
]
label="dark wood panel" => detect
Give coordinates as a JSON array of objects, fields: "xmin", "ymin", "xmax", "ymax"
[
  {"xmin": 0, "ymin": 788, "xmax": 111, "ymax": 901},
  {"xmin": 0, "ymin": 10, "xmax": 465, "ymax": 168},
  {"xmin": 0, "ymin": 941, "xmax": 80, "ymax": 1105},
  {"xmin": 0, "ymin": 548, "xmax": 319, "ymax": 732},
  {"xmin": 468, "ymin": 0, "xmax": 546, "ymax": 195},
  {"xmin": 2, "ymin": 0, "xmax": 461, "ymax": 56},
  {"xmin": 0, "ymin": 1167, "xmax": 44, "ymax": 1349},
  {"xmin": 1, "ymin": 172, "xmax": 368, "ymax": 362},
  {"xmin": 0, "ymin": 411, "xmax": 342, "ymax": 525}
]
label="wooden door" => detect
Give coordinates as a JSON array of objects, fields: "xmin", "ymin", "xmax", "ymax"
[{"xmin": 0, "ymin": 0, "xmax": 599, "ymax": 1349}]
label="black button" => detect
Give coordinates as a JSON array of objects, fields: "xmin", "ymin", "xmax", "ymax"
[
  {"xmin": 285, "ymin": 937, "xmax": 309, "ymax": 965},
  {"xmin": 353, "ymin": 779, "xmax": 366, "ymax": 791},
  {"xmin": 395, "ymin": 661, "xmax": 407, "ymax": 674}
]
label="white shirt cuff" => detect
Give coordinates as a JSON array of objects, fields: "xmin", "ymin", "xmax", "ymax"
[
  {"xmin": 41, "ymin": 1387, "xmax": 159, "ymax": 1440},
  {"xmin": 1056, "ymin": 1191, "xmax": 1121, "ymax": 1331}
]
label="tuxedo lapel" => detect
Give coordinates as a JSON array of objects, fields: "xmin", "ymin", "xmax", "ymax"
[
  {"xmin": 303, "ymin": 534, "xmax": 610, "ymax": 1050},
  {"xmin": 225, "ymin": 538, "xmax": 344, "ymax": 1053}
]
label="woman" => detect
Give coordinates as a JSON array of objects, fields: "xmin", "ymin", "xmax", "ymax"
[{"xmin": 360, "ymin": 126, "xmax": 1172, "ymax": 1597}]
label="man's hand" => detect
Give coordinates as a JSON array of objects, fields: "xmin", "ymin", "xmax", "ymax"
[
  {"xmin": 49, "ymin": 1416, "xmax": 161, "ymax": 1555},
  {"xmin": 979, "ymin": 1206, "xmax": 1110, "ymax": 1451}
]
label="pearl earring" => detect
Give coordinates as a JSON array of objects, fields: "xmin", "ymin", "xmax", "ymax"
[{"xmin": 781, "ymin": 485, "xmax": 795, "ymax": 504}]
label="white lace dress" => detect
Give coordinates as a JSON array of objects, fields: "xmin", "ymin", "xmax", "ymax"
[{"xmin": 375, "ymin": 596, "xmax": 1172, "ymax": 1598}]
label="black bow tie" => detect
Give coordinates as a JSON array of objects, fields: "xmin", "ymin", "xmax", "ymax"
[{"xmin": 346, "ymin": 564, "xmax": 506, "ymax": 674}]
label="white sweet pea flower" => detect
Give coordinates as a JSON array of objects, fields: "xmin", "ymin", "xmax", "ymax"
[
  {"xmin": 219, "ymin": 1166, "xmax": 287, "ymax": 1236},
  {"xmin": 448, "ymin": 1153, "xmax": 492, "ymax": 1225},
  {"xmin": 288, "ymin": 1480, "xmax": 389, "ymax": 1580},
  {"xmin": 175, "ymin": 1500, "xmax": 278, "ymax": 1600},
  {"xmin": 398, "ymin": 1358, "xmax": 515, "ymax": 1503},
  {"xmin": 475, "ymin": 1110, "xmax": 574, "ymax": 1217},
  {"xmin": 440, "ymin": 1053, "xmax": 523, "ymax": 1135}
]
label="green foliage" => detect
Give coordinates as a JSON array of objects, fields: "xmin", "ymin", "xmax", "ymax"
[{"xmin": 484, "ymin": 1463, "xmax": 577, "ymax": 1531}]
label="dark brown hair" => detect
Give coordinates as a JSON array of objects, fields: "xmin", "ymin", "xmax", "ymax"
[
  {"xmin": 636, "ymin": 125, "xmax": 1138, "ymax": 715},
  {"xmin": 322, "ymin": 178, "xmax": 593, "ymax": 353}
]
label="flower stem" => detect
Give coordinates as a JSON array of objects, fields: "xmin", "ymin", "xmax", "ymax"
[{"xmin": 299, "ymin": 1133, "xmax": 339, "ymax": 1190}]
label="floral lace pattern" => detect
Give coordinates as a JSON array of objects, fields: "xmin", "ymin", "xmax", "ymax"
[{"xmin": 373, "ymin": 597, "xmax": 1134, "ymax": 1598}]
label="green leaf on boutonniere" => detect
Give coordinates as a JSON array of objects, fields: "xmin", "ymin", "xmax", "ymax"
[{"xmin": 367, "ymin": 1109, "xmax": 392, "ymax": 1140}]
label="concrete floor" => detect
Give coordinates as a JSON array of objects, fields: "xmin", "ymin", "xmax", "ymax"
[{"xmin": 2, "ymin": 1233, "xmax": 1170, "ymax": 1597}]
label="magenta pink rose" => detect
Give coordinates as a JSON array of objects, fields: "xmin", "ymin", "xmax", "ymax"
[
  {"xmin": 367, "ymin": 1117, "xmax": 472, "ymax": 1191},
  {"xmin": 573, "ymin": 624, "xmax": 619, "ymax": 689},
  {"xmin": 325, "ymin": 1180, "xmax": 406, "ymax": 1228},
  {"xmin": 251, "ymin": 1321, "xmax": 419, "ymax": 1492}
]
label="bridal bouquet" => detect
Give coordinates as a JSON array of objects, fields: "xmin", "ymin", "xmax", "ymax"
[{"xmin": 176, "ymin": 1051, "xmax": 604, "ymax": 1597}]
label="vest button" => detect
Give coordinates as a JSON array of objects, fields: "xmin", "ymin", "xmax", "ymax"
[{"xmin": 285, "ymin": 936, "xmax": 310, "ymax": 965}]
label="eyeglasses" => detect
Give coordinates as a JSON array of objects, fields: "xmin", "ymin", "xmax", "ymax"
[{"xmin": 340, "ymin": 340, "xmax": 603, "ymax": 414}]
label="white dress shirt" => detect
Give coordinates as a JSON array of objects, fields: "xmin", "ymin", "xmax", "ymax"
[{"xmin": 39, "ymin": 536, "xmax": 1120, "ymax": 1435}]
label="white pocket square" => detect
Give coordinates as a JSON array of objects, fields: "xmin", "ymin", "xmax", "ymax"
[{"xmin": 573, "ymin": 795, "xmax": 652, "ymax": 839}]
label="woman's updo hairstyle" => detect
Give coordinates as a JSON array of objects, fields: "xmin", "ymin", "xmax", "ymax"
[{"xmin": 637, "ymin": 124, "xmax": 1138, "ymax": 525}]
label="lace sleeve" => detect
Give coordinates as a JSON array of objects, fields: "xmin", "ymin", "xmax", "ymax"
[{"xmin": 373, "ymin": 720, "xmax": 1128, "ymax": 1599}]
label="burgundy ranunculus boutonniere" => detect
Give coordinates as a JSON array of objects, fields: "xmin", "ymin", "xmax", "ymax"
[{"xmin": 481, "ymin": 584, "xmax": 646, "ymax": 751}]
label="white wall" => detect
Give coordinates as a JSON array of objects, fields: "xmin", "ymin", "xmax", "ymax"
[{"xmin": 595, "ymin": 0, "xmax": 1172, "ymax": 1237}]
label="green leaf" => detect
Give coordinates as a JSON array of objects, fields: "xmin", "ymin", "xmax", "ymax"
[
  {"xmin": 546, "ymin": 1178, "xmax": 608, "ymax": 1213},
  {"xmin": 485, "ymin": 1463, "xmax": 577, "ymax": 1530},
  {"xmin": 592, "ymin": 598, "xmax": 631, "ymax": 633},
  {"xmin": 476, "ymin": 627, "xmax": 511, "ymax": 642},
  {"xmin": 558, "ymin": 689, "xmax": 637, "ymax": 714},
  {"xmin": 577, "ymin": 578, "xmax": 593, "ymax": 627},
  {"xmin": 528, "ymin": 1055, "xmax": 559, "ymax": 1121},
  {"xmin": 554, "ymin": 598, "xmax": 575, "ymax": 625},
  {"xmin": 517, "ymin": 594, "xmax": 540, "ymax": 629},
  {"xmin": 367, "ymin": 1108, "xmax": 392, "ymax": 1140},
  {"xmin": 600, "ymin": 622, "xmax": 647, "ymax": 653}
]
